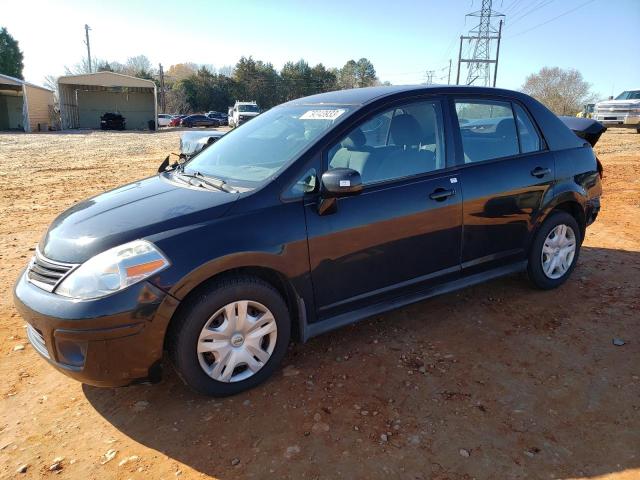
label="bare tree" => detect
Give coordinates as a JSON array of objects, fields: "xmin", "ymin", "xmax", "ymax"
[
  {"xmin": 522, "ymin": 67, "xmax": 596, "ymax": 115},
  {"xmin": 43, "ymin": 74, "xmax": 58, "ymax": 98},
  {"xmin": 165, "ymin": 87, "xmax": 190, "ymax": 114},
  {"xmin": 122, "ymin": 55, "xmax": 155, "ymax": 78}
]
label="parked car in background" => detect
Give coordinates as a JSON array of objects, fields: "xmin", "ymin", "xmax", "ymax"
[
  {"xmin": 228, "ymin": 101, "xmax": 260, "ymax": 127},
  {"xmin": 206, "ymin": 111, "xmax": 228, "ymax": 126},
  {"xmin": 14, "ymin": 85, "xmax": 603, "ymax": 396},
  {"xmin": 100, "ymin": 112, "xmax": 125, "ymax": 130},
  {"xmin": 157, "ymin": 114, "xmax": 174, "ymax": 127},
  {"xmin": 181, "ymin": 114, "xmax": 220, "ymax": 128},
  {"xmin": 169, "ymin": 115, "xmax": 186, "ymax": 127},
  {"xmin": 593, "ymin": 89, "xmax": 640, "ymax": 133}
]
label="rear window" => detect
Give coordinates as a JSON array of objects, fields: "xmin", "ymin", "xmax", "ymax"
[
  {"xmin": 455, "ymin": 100, "xmax": 519, "ymax": 163},
  {"xmin": 455, "ymin": 100, "xmax": 542, "ymax": 163}
]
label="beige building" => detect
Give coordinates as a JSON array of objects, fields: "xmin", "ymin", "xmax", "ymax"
[
  {"xmin": 0, "ymin": 73, "xmax": 55, "ymax": 132},
  {"xmin": 58, "ymin": 72, "xmax": 157, "ymax": 130}
]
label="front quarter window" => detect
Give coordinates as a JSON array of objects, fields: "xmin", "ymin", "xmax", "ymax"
[{"xmin": 184, "ymin": 105, "xmax": 353, "ymax": 189}]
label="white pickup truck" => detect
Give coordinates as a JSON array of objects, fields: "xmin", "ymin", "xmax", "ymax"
[
  {"xmin": 593, "ymin": 89, "xmax": 640, "ymax": 133},
  {"xmin": 228, "ymin": 101, "xmax": 260, "ymax": 127}
]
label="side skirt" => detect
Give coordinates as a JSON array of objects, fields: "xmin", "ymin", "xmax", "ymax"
[{"xmin": 302, "ymin": 260, "xmax": 527, "ymax": 342}]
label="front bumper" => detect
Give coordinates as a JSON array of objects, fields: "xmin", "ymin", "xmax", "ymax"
[
  {"xmin": 13, "ymin": 270, "xmax": 179, "ymax": 387},
  {"xmin": 593, "ymin": 113, "xmax": 640, "ymax": 127}
]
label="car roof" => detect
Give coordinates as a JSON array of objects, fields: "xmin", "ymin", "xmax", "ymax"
[{"xmin": 283, "ymin": 84, "xmax": 530, "ymax": 107}]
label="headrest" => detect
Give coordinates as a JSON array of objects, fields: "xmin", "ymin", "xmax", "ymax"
[
  {"xmin": 390, "ymin": 114, "xmax": 422, "ymax": 147},
  {"xmin": 495, "ymin": 118, "xmax": 516, "ymax": 138},
  {"xmin": 341, "ymin": 128, "xmax": 366, "ymax": 149}
]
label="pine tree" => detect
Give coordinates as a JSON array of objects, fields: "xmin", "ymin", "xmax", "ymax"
[{"xmin": 0, "ymin": 27, "xmax": 24, "ymax": 79}]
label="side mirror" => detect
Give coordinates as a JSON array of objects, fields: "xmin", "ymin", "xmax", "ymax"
[
  {"xmin": 158, "ymin": 155, "xmax": 171, "ymax": 173},
  {"xmin": 321, "ymin": 168, "xmax": 363, "ymax": 198}
]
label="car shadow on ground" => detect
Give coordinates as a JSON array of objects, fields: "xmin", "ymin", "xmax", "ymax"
[{"xmin": 83, "ymin": 246, "xmax": 640, "ymax": 479}]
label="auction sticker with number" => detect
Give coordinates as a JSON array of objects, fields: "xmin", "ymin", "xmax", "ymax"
[{"xmin": 300, "ymin": 109, "xmax": 346, "ymax": 120}]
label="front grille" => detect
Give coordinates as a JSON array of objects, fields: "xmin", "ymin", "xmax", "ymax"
[
  {"xmin": 26, "ymin": 324, "xmax": 50, "ymax": 359},
  {"xmin": 27, "ymin": 248, "xmax": 77, "ymax": 293}
]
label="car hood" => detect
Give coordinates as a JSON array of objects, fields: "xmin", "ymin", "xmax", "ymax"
[{"xmin": 40, "ymin": 173, "xmax": 238, "ymax": 263}]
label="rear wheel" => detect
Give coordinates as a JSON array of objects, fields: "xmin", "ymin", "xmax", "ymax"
[
  {"xmin": 168, "ymin": 276, "xmax": 291, "ymax": 396},
  {"xmin": 528, "ymin": 211, "xmax": 581, "ymax": 289}
]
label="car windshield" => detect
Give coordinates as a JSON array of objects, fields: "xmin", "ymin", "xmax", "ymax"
[
  {"xmin": 615, "ymin": 91, "xmax": 640, "ymax": 100},
  {"xmin": 238, "ymin": 104, "xmax": 259, "ymax": 112},
  {"xmin": 184, "ymin": 104, "xmax": 354, "ymax": 187}
]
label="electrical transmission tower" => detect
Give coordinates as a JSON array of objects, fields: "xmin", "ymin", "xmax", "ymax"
[
  {"xmin": 424, "ymin": 70, "xmax": 435, "ymax": 85},
  {"xmin": 456, "ymin": 0, "xmax": 504, "ymax": 87}
]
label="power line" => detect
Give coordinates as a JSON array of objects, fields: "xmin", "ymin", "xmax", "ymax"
[
  {"xmin": 505, "ymin": 0, "xmax": 555, "ymax": 29},
  {"xmin": 507, "ymin": 0, "xmax": 596, "ymax": 38}
]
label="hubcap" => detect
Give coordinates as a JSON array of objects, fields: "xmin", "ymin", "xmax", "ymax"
[
  {"xmin": 197, "ymin": 300, "xmax": 277, "ymax": 383},
  {"xmin": 541, "ymin": 223, "xmax": 576, "ymax": 279}
]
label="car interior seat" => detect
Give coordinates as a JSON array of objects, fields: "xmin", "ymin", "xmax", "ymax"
[
  {"xmin": 329, "ymin": 128, "xmax": 372, "ymax": 178},
  {"xmin": 367, "ymin": 113, "xmax": 436, "ymax": 182}
]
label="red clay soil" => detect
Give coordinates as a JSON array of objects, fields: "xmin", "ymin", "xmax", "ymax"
[{"xmin": 0, "ymin": 129, "xmax": 638, "ymax": 479}]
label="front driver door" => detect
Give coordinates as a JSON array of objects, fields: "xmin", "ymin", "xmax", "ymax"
[{"xmin": 304, "ymin": 98, "xmax": 463, "ymax": 321}]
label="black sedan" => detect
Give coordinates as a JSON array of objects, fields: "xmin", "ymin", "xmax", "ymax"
[
  {"xmin": 206, "ymin": 111, "xmax": 228, "ymax": 126},
  {"xmin": 14, "ymin": 85, "xmax": 603, "ymax": 396},
  {"xmin": 181, "ymin": 114, "xmax": 220, "ymax": 128}
]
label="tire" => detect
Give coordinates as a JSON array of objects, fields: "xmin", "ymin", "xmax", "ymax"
[
  {"xmin": 527, "ymin": 211, "xmax": 581, "ymax": 290},
  {"xmin": 168, "ymin": 275, "xmax": 291, "ymax": 396}
]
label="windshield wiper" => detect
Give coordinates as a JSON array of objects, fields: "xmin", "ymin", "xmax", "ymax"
[{"xmin": 174, "ymin": 169, "xmax": 236, "ymax": 193}]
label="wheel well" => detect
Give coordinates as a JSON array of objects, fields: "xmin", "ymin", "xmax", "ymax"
[
  {"xmin": 551, "ymin": 201, "xmax": 586, "ymax": 240},
  {"xmin": 163, "ymin": 267, "xmax": 303, "ymax": 350}
]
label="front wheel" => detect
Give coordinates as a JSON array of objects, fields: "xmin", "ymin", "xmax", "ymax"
[
  {"xmin": 528, "ymin": 211, "xmax": 581, "ymax": 290},
  {"xmin": 168, "ymin": 276, "xmax": 291, "ymax": 396}
]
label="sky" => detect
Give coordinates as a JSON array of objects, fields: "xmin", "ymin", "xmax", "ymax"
[{"xmin": 2, "ymin": 0, "xmax": 639, "ymax": 99}]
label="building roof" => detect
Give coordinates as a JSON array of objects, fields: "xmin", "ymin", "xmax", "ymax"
[
  {"xmin": 0, "ymin": 73, "xmax": 53, "ymax": 92},
  {"xmin": 58, "ymin": 71, "xmax": 155, "ymax": 89}
]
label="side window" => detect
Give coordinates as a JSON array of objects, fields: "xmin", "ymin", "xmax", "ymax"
[
  {"xmin": 328, "ymin": 101, "xmax": 445, "ymax": 185},
  {"xmin": 282, "ymin": 167, "xmax": 317, "ymax": 200},
  {"xmin": 455, "ymin": 100, "xmax": 519, "ymax": 163},
  {"xmin": 513, "ymin": 103, "xmax": 541, "ymax": 153}
]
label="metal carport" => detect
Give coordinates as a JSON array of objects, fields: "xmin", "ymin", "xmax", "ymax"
[
  {"xmin": 0, "ymin": 73, "xmax": 55, "ymax": 132},
  {"xmin": 58, "ymin": 72, "xmax": 157, "ymax": 130}
]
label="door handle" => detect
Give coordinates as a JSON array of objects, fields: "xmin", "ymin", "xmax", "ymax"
[
  {"xmin": 429, "ymin": 188, "xmax": 456, "ymax": 201},
  {"xmin": 531, "ymin": 167, "xmax": 551, "ymax": 178}
]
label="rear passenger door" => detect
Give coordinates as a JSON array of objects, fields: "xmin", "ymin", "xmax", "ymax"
[
  {"xmin": 305, "ymin": 98, "xmax": 463, "ymax": 320},
  {"xmin": 452, "ymin": 98, "xmax": 553, "ymax": 273}
]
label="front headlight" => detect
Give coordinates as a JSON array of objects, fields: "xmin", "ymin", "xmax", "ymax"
[{"xmin": 56, "ymin": 240, "xmax": 170, "ymax": 300}]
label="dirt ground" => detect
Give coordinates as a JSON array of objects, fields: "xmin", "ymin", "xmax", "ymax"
[{"xmin": 0, "ymin": 128, "xmax": 638, "ymax": 480}]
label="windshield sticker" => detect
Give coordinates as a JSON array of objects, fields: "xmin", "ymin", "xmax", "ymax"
[{"xmin": 300, "ymin": 109, "xmax": 346, "ymax": 121}]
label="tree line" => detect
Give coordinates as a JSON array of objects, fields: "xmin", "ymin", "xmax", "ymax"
[{"xmin": 89, "ymin": 55, "xmax": 382, "ymax": 114}]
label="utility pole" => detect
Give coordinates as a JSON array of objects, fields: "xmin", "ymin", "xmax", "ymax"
[
  {"xmin": 425, "ymin": 70, "xmax": 435, "ymax": 85},
  {"xmin": 493, "ymin": 19, "xmax": 503, "ymax": 87},
  {"xmin": 84, "ymin": 24, "xmax": 92, "ymax": 73},
  {"xmin": 459, "ymin": 0, "xmax": 504, "ymax": 86},
  {"xmin": 158, "ymin": 63, "xmax": 166, "ymax": 113},
  {"xmin": 447, "ymin": 59, "xmax": 452, "ymax": 85},
  {"xmin": 456, "ymin": 36, "xmax": 463, "ymax": 85}
]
